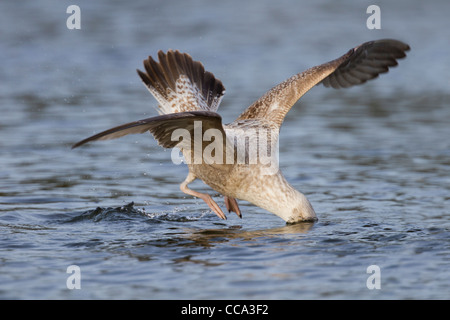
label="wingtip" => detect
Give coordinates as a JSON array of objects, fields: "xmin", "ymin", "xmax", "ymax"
[
  {"xmin": 71, "ymin": 141, "xmax": 83, "ymax": 149},
  {"xmin": 71, "ymin": 137, "xmax": 92, "ymax": 149},
  {"xmin": 405, "ymin": 43, "xmax": 411, "ymax": 52},
  {"xmin": 136, "ymin": 68, "xmax": 144, "ymax": 80}
]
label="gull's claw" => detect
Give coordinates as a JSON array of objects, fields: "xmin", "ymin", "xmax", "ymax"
[{"xmin": 224, "ymin": 196, "xmax": 242, "ymax": 218}]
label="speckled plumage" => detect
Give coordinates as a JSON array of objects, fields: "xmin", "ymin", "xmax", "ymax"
[{"xmin": 73, "ymin": 39, "xmax": 410, "ymax": 223}]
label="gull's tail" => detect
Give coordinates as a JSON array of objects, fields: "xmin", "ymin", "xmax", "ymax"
[{"xmin": 137, "ymin": 50, "xmax": 225, "ymax": 115}]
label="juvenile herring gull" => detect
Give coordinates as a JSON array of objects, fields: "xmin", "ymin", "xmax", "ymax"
[{"xmin": 73, "ymin": 39, "xmax": 410, "ymax": 223}]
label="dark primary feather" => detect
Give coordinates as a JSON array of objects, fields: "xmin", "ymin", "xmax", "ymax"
[
  {"xmin": 320, "ymin": 39, "xmax": 410, "ymax": 88},
  {"xmin": 72, "ymin": 111, "xmax": 224, "ymax": 149}
]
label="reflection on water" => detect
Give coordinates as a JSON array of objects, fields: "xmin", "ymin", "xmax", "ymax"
[
  {"xmin": 65, "ymin": 201, "xmax": 315, "ymax": 246},
  {"xmin": 189, "ymin": 223, "xmax": 314, "ymax": 243}
]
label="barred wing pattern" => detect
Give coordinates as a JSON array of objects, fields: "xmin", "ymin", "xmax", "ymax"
[
  {"xmin": 137, "ymin": 50, "xmax": 225, "ymax": 114},
  {"xmin": 236, "ymin": 39, "xmax": 410, "ymax": 127}
]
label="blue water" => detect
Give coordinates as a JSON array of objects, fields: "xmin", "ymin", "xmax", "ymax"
[{"xmin": 0, "ymin": 0, "xmax": 449, "ymax": 299}]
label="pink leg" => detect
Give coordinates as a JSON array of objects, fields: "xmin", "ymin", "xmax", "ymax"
[
  {"xmin": 224, "ymin": 196, "xmax": 242, "ymax": 218},
  {"xmin": 180, "ymin": 173, "xmax": 227, "ymax": 220}
]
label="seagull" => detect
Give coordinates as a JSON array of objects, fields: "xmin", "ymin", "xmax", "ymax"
[{"xmin": 72, "ymin": 39, "xmax": 410, "ymax": 224}]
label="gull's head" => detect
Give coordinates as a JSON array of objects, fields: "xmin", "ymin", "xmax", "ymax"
[
  {"xmin": 244, "ymin": 173, "xmax": 318, "ymax": 224},
  {"xmin": 283, "ymin": 191, "xmax": 317, "ymax": 224}
]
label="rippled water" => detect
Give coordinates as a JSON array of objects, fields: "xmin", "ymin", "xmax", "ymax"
[{"xmin": 1, "ymin": 0, "xmax": 449, "ymax": 299}]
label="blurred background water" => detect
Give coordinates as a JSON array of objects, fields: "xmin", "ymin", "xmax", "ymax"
[{"xmin": 0, "ymin": 0, "xmax": 449, "ymax": 299}]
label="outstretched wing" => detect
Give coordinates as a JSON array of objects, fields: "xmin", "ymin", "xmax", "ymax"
[
  {"xmin": 235, "ymin": 39, "xmax": 410, "ymax": 127},
  {"xmin": 137, "ymin": 50, "xmax": 226, "ymax": 114},
  {"xmin": 72, "ymin": 111, "xmax": 225, "ymax": 150},
  {"xmin": 319, "ymin": 39, "xmax": 409, "ymax": 88}
]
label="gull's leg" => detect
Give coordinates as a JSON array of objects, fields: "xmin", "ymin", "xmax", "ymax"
[
  {"xmin": 224, "ymin": 196, "xmax": 242, "ymax": 218},
  {"xmin": 180, "ymin": 172, "xmax": 227, "ymax": 220}
]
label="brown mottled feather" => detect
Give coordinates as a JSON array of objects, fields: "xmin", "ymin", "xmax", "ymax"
[
  {"xmin": 74, "ymin": 40, "xmax": 409, "ymax": 150},
  {"xmin": 137, "ymin": 50, "xmax": 225, "ymax": 114},
  {"xmin": 236, "ymin": 39, "xmax": 410, "ymax": 127}
]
